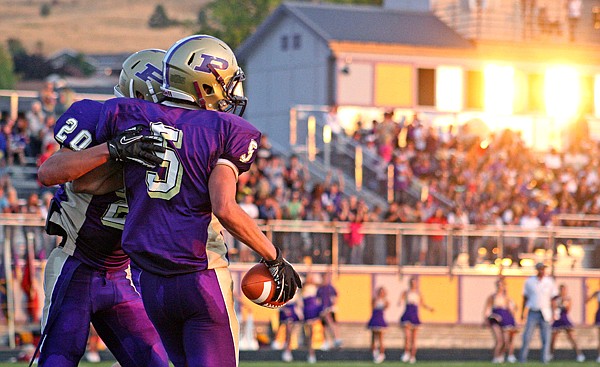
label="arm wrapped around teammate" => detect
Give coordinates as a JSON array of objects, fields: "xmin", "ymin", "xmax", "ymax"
[
  {"xmin": 107, "ymin": 125, "xmax": 166, "ymax": 168},
  {"xmin": 261, "ymin": 246, "xmax": 302, "ymax": 304}
]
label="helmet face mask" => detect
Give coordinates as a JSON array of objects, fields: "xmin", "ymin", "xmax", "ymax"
[
  {"xmin": 115, "ymin": 49, "xmax": 165, "ymax": 103},
  {"xmin": 210, "ymin": 65, "xmax": 246, "ymax": 116},
  {"xmin": 162, "ymin": 35, "xmax": 248, "ymax": 116}
]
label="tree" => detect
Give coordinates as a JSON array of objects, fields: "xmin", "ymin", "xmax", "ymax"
[
  {"xmin": 7, "ymin": 38, "xmax": 26, "ymax": 58},
  {"xmin": 40, "ymin": 3, "xmax": 51, "ymax": 17},
  {"xmin": 148, "ymin": 4, "xmax": 173, "ymax": 28},
  {"xmin": 8, "ymin": 38, "xmax": 53, "ymax": 80},
  {"xmin": 197, "ymin": 0, "xmax": 280, "ymax": 50},
  {"xmin": 57, "ymin": 53, "xmax": 95, "ymax": 77},
  {"xmin": 0, "ymin": 44, "xmax": 16, "ymax": 89},
  {"xmin": 196, "ymin": 0, "xmax": 382, "ymax": 50}
]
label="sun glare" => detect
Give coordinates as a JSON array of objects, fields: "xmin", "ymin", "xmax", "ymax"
[
  {"xmin": 544, "ymin": 66, "xmax": 581, "ymax": 119},
  {"xmin": 436, "ymin": 66, "xmax": 463, "ymax": 112},
  {"xmin": 484, "ymin": 64, "xmax": 514, "ymax": 115}
]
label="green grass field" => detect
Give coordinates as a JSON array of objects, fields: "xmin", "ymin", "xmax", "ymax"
[{"xmin": 0, "ymin": 362, "xmax": 596, "ymax": 366}]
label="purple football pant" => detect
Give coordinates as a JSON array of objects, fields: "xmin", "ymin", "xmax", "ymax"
[
  {"xmin": 140, "ymin": 267, "xmax": 239, "ymax": 367},
  {"xmin": 38, "ymin": 248, "xmax": 168, "ymax": 367}
]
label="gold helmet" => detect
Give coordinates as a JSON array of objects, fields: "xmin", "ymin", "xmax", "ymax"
[
  {"xmin": 114, "ymin": 49, "xmax": 165, "ymax": 103},
  {"xmin": 162, "ymin": 35, "xmax": 247, "ymax": 116}
]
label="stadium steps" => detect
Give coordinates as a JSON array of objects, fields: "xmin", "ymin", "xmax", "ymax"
[{"xmin": 6, "ymin": 163, "xmax": 41, "ymax": 198}]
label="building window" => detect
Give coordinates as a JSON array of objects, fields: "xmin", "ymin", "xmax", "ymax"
[
  {"xmin": 417, "ymin": 68, "xmax": 435, "ymax": 106},
  {"xmin": 292, "ymin": 34, "xmax": 301, "ymax": 50},
  {"xmin": 466, "ymin": 70, "xmax": 484, "ymax": 110},
  {"xmin": 281, "ymin": 35, "xmax": 288, "ymax": 51}
]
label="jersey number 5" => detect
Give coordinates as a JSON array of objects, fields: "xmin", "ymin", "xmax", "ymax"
[{"xmin": 146, "ymin": 122, "xmax": 183, "ymax": 200}]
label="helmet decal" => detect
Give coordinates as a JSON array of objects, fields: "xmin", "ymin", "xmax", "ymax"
[
  {"xmin": 194, "ymin": 54, "xmax": 229, "ymax": 74},
  {"xmin": 135, "ymin": 63, "xmax": 163, "ymax": 85}
]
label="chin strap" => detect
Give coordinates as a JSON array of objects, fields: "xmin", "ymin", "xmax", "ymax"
[{"xmin": 193, "ymin": 81, "xmax": 207, "ymax": 109}]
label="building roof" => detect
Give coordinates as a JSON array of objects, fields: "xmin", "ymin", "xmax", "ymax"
[
  {"xmin": 237, "ymin": 2, "xmax": 472, "ymax": 59},
  {"xmin": 48, "ymin": 49, "xmax": 131, "ymax": 71},
  {"xmin": 87, "ymin": 52, "xmax": 132, "ymax": 71}
]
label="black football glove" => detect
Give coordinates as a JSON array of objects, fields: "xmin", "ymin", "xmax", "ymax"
[
  {"xmin": 107, "ymin": 125, "xmax": 165, "ymax": 168},
  {"xmin": 262, "ymin": 246, "xmax": 302, "ymax": 304}
]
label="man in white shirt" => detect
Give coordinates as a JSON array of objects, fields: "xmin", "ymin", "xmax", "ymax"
[{"xmin": 520, "ymin": 262, "xmax": 558, "ymax": 363}]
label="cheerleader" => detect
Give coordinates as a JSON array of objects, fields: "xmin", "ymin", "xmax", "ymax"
[
  {"xmin": 585, "ymin": 281, "xmax": 600, "ymax": 363},
  {"xmin": 483, "ymin": 279, "xmax": 518, "ymax": 363},
  {"xmin": 302, "ymin": 273, "xmax": 323, "ymax": 364},
  {"xmin": 367, "ymin": 287, "xmax": 389, "ymax": 364},
  {"xmin": 279, "ymin": 293, "xmax": 301, "ymax": 363},
  {"xmin": 551, "ymin": 284, "xmax": 585, "ymax": 362},
  {"xmin": 399, "ymin": 277, "xmax": 434, "ymax": 364}
]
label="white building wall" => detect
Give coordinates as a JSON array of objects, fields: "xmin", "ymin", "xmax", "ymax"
[
  {"xmin": 241, "ymin": 16, "xmax": 331, "ymax": 150},
  {"xmin": 384, "ymin": 0, "xmax": 432, "ymax": 11}
]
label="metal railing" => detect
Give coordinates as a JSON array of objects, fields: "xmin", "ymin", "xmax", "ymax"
[
  {"xmin": 289, "ymin": 105, "xmax": 455, "ymax": 208},
  {"xmin": 0, "ymin": 89, "xmax": 111, "ymax": 120},
  {"xmin": 252, "ymin": 219, "xmax": 600, "ymax": 269}
]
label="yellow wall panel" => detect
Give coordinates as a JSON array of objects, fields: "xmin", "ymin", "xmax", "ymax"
[
  {"xmin": 418, "ymin": 275, "xmax": 458, "ymax": 323},
  {"xmin": 336, "ymin": 274, "xmax": 372, "ymax": 322},
  {"xmin": 504, "ymin": 277, "xmax": 526, "ymax": 321},
  {"xmin": 585, "ymin": 278, "xmax": 600, "ymax": 324},
  {"xmin": 375, "ymin": 64, "xmax": 412, "ymax": 107}
]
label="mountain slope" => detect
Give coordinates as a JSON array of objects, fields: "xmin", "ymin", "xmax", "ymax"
[{"xmin": 0, "ymin": 0, "xmax": 208, "ymax": 55}]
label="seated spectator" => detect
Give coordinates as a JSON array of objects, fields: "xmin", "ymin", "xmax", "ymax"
[
  {"xmin": 425, "ymin": 207, "xmax": 448, "ymax": 266},
  {"xmin": 39, "ymin": 81, "xmax": 57, "ymax": 116},
  {"xmin": 7, "ymin": 113, "xmax": 28, "ymax": 166},
  {"xmin": 25, "ymin": 101, "xmax": 45, "ymax": 157}
]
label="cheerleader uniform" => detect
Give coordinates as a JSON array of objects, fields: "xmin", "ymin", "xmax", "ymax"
[
  {"xmin": 367, "ymin": 298, "xmax": 388, "ymax": 331},
  {"xmin": 279, "ymin": 298, "xmax": 300, "ymax": 324},
  {"xmin": 302, "ymin": 283, "xmax": 323, "ymax": 322},
  {"xmin": 400, "ymin": 290, "xmax": 422, "ymax": 326},
  {"xmin": 552, "ymin": 297, "xmax": 574, "ymax": 330},
  {"xmin": 488, "ymin": 293, "xmax": 516, "ymax": 330}
]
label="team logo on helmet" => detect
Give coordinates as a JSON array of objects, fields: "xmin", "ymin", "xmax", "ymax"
[
  {"xmin": 135, "ymin": 63, "xmax": 163, "ymax": 84},
  {"xmin": 194, "ymin": 54, "xmax": 229, "ymax": 74}
]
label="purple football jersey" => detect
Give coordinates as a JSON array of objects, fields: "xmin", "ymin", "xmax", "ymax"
[
  {"xmin": 96, "ymin": 98, "xmax": 261, "ymax": 276},
  {"xmin": 48, "ymin": 99, "xmax": 129, "ymax": 270}
]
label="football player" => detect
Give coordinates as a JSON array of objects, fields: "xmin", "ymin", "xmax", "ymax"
[
  {"xmin": 81, "ymin": 35, "xmax": 302, "ymax": 367},
  {"xmin": 35, "ymin": 50, "xmax": 168, "ymax": 367}
]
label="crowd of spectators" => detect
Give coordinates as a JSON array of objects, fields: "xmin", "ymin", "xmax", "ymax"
[
  {"xmin": 0, "ymin": 81, "xmax": 67, "ymax": 263},
  {"xmin": 0, "ymin": 82, "xmax": 69, "ymax": 166},
  {"xmin": 231, "ymin": 108, "xmax": 600, "ymax": 268},
  {"xmin": 2, "ymin": 83, "xmax": 600, "ymax": 268}
]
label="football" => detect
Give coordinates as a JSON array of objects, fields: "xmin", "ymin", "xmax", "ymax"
[{"xmin": 241, "ymin": 263, "xmax": 284, "ymax": 308}]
